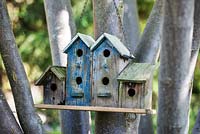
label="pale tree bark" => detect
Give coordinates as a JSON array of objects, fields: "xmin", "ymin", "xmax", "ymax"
[
  {"xmin": 43, "ymin": 0, "xmax": 90, "ymax": 133},
  {"xmin": 0, "ymin": 88, "xmax": 23, "ymax": 134},
  {"xmin": 93, "ymin": 0, "xmax": 140, "ymax": 133},
  {"xmin": 134, "ymin": 0, "xmax": 164, "ymax": 133},
  {"xmin": 123, "ymin": 0, "xmax": 140, "ymax": 52},
  {"xmin": 158, "ymin": 0, "xmax": 194, "ymax": 133},
  {"xmin": 0, "ymin": 0, "xmax": 43, "ymax": 133},
  {"xmin": 191, "ymin": 0, "xmax": 200, "ymax": 133}
]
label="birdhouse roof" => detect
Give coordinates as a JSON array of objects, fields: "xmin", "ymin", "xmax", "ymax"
[
  {"xmin": 117, "ymin": 63, "xmax": 156, "ymax": 82},
  {"xmin": 63, "ymin": 33, "xmax": 95, "ymax": 53},
  {"xmin": 91, "ymin": 33, "xmax": 134, "ymax": 58},
  {"xmin": 35, "ymin": 66, "xmax": 66, "ymax": 85}
]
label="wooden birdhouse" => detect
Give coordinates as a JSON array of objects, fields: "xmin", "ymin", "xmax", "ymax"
[
  {"xmin": 117, "ymin": 63, "xmax": 156, "ymax": 109},
  {"xmin": 35, "ymin": 66, "xmax": 66, "ymax": 105},
  {"xmin": 63, "ymin": 33, "xmax": 95, "ymax": 106},
  {"xmin": 91, "ymin": 33, "xmax": 134, "ymax": 107}
]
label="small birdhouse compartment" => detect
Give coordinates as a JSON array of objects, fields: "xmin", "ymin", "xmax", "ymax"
[
  {"xmin": 35, "ymin": 66, "xmax": 66, "ymax": 105},
  {"xmin": 63, "ymin": 33, "xmax": 95, "ymax": 106},
  {"xmin": 118, "ymin": 82, "xmax": 145, "ymax": 108},
  {"xmin": 91, "ymin": 33, "xmax": 134, "ymax": 107},
  {"xmin": 117, "ymin": 63, "xmax": 156, "ymax": 109}
]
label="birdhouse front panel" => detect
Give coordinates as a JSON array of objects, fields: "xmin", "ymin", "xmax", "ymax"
[
  {"xmin": 43, "ymin": 75, "xmax": 65, "ymax": 105},
  {"xmin": 119, "ymin": 82, "xmax": 145, "ymax": 108},
  {"xmin": 66, "ymin": 39, "xmax": 91, "ymax": 106},
  {"xmin": 92, "ymin": 40, "xmax": 127, "ymax": 107}
]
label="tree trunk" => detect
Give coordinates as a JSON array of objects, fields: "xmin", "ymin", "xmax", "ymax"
[
  {"xmin": 43, "ymin": 0, "xmax": 90, "ymax": 133},
  {"xmin": 158, "ymin": 0, "xmax": 194, "ymax": 133},
  {"xmin": 133, "ymin": 0, "xmax": 164, "ymax": 133},
  {"xmin": 0, "ymin": 88, "xmax": 23, "ymax": 134},
  {"xmin": 123, "ymin": 0, "xmax": 140, "ymax": 52},
  {"xmin": 0, "ymin": 1, "xmax": 43, "ymax": 133},
  {"xmin": 93, "ymin": 0, "xmax": 140, "ymax": 133}
]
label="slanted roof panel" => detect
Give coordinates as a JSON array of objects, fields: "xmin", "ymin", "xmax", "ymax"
[
  {"xmin": 117, "ymin": 63, "xmax": 156, "ymax": 82},
  {"xmin": 63, "ymin": 33, "xmax": 95, "ymax": 53},
  {"xmin": 35, "ymin": 66, "xmax": 66, "ymax": 85},
  {"xmin": 91, "ymin": 33, "xmax": 134, "ymax": 58}
]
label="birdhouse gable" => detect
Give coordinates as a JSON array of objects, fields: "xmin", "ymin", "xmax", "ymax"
[
  {"xmin": 117, "ymin": 63, "xmax": 156, "ymax": 83},
  {"xmin": 35, "ymin": 66, "xmax": 66, "ymax": 85},
  {"xmin": 63, "ymin": 33, "xmax": 95, "ymax": 53},
  {"xmin": 91, "ymin": 33, "xmax": 134, "ymax": 58}
]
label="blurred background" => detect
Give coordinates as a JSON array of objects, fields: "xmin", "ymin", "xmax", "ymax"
[{"xmin": 0, "ymin": 0, "xmax": 199, "ymax": 133}]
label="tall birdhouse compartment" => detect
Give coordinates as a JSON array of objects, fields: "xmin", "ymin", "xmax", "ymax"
[
  {"xmin": 117, "ymin": 63, "xmax": 156, "ymax": 109},
  {"xmin": 63, "ymin": 33, "xmax": 95, "ymax": 106},
  {"xmin": 91, "ymin": 33, "xmax": 134, "ymax": 107},
  {"xmin": 35, "ymin": 66, "xmax": 66, "ymax": 105}
]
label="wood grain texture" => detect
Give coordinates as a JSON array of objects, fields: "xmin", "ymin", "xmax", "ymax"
[
  {"xmin": 66, "ymin": 39, "xmax": 91, "ymax": 106},
  {"xmin": 92, "ymin": 40, "xmax": 129, "ymax": 107},
  {"xmin": 35, "ymin": 104, "xmax": 156, "ymax": 114}
]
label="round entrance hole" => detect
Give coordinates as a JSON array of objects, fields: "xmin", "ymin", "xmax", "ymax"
[
  {"xmin": 102, "ymin": 77, "xmax": 109, "ymax": 85},
  {"xmin": 103, "ymin": 49, "xmax": 110, "ymax": 57},
  {"xmin": 128, "ymin": 88, "xmax": 135, "ymax": 97},
  {"xmin": 76, "ymin": 77, "xmax": 82, "ymax": 85},
  {"xmin": 76, "ymin": 49, "xmax": 83, "ymax": 57},
  {"xmin": 50, "ymin": 83, "xmax": 57, "ymax": 91}
]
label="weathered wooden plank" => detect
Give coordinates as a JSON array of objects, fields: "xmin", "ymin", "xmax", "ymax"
[{"xmin": 35, "ymin": 104, "xmax": 156, "ymax": 114}]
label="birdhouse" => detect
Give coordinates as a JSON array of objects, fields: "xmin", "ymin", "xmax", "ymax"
[
  {"xmin": 35, "ymin": 66, "xmax": 66, "ymax": 105},
  {"xmin": 63, "ymin": 33, "xmax": 95, "ymax": 106},
  {"xmin": 117, "ymin": 63, "xmax": 156, "ymax": 109},
  {"xmin": 91, "ymin": 33, "xmax": 134, "ymax": 107}
]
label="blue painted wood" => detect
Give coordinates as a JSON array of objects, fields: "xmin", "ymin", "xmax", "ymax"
[
  {"xmin": 92, "ymin": 39, "xmax": 121, "ymax": 107},
  {"xmin": 66, "ymin": 39, "xmax": 91, "ymax": 106}
]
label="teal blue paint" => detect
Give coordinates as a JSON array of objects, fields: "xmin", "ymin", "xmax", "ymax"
[{"xmin": 66, "ymin": 39, "xmax": 91, "ymax": 106}]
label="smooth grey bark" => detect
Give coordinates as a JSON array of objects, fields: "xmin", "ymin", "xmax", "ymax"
[
  {"xmin": 0, "ymin": 88, "xmax": 23, "ymax": 134},
  {"xmin": 123, "ymin": 0, "xmax": 140, "ymax": 52},
  {"xmin": 134, "ymin": 0, "xmax": 164, "ymax": 133},
  {"xmin": 0, "ymin": 0, "xmax": 43, "ymax": 133},
  {"xmin": 93, "ymin": 0, "xmax": 140, "ymax": 133},
  {"xmin": 134, "ymin": 0, "xmax": 163, "ymax": 63},
  {"xmin": 43, "ymin": 0, "xmax": 90, "ymax": 134},
  {"xmin": 193, "ymin": 111, "xmax": 200, "ymax": 134},
  {"xmin": 191, "ymin": 1, "xmax": 200, "ymax": 133},
  {"xmin": 158, "ymin": 0, "xmax": 194, "ymax": 133}
]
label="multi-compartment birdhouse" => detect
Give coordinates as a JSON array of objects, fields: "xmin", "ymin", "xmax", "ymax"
[
  {"xmin": 91, "ymin": 33, "xmax": 134, "ymax": 107},
  {"xmin": 63, "ymin": 33, "xmax": 95, "ymax": 106},
  {"xmin": 117, "ymin": 63, "xmax": 156, "ymax": 109},
  {"xmin": 35, "ymin": 66, "xmax": 66, "ymax": 105}
]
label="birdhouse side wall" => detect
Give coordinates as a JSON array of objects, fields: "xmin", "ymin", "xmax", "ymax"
[
  {"xmin": 92, "ymin": 40, "xmax": 127, "ymax": 107},
  {"xmin": 66, "ymin": 40, "xmax": 91, "ymax": 106},
  {"xmin": 143, "ymin": 80, "xmax": 152, "ymax": 109}
]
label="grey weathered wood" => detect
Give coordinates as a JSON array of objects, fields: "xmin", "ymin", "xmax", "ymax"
[
  {"xmin": 35, "ymin": 104, "xmax": 156, "ymax": 114},
  {"xmin": 158, "ymin": 0, "xmax": 194, "ymax": 133},
  {"xmin": 91, "ymin": 34, "xmax": 131, "ymax": 107},
  {"xmin": 35, "ymin": 66, "xmax": 66, "ymax": 105},
  {"xmin": 0, "ymin": 89, "xmax": 23, "ymax": 134},
  {"xmin": 0, "ymin": 1, "xmax": 43, "ymax": 133}
]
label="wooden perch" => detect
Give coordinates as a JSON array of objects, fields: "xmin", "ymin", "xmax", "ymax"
[{"xmin": 35, "ymin": 104, "xmax": 156, "ymax": 114}]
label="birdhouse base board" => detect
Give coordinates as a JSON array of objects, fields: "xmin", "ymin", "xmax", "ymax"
[{"xmin": 35, "ymin": 104, "xmax": 156, "ymax": 114}]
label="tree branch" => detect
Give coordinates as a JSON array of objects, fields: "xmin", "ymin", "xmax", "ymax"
[
  {"xmin": 0, "ymin": 88, "xmax": 23, "ymax": 134},
  {"xmin": 0, "ymin": 1, "xmax": 43, "ymax": 133}
]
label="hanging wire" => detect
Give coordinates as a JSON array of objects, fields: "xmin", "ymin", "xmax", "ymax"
[
  {"xmin": 112, "ymin": 0, "xmax": 129, "ymax": 46},
  {"xmin": 79, "ymin": 0, "xmax": 89, "ymax": 24}
]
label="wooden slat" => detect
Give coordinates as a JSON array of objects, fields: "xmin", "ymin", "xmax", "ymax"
[{"xmin": 35, "ymin": 104, "xmax": 156, "ymax": 114}]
